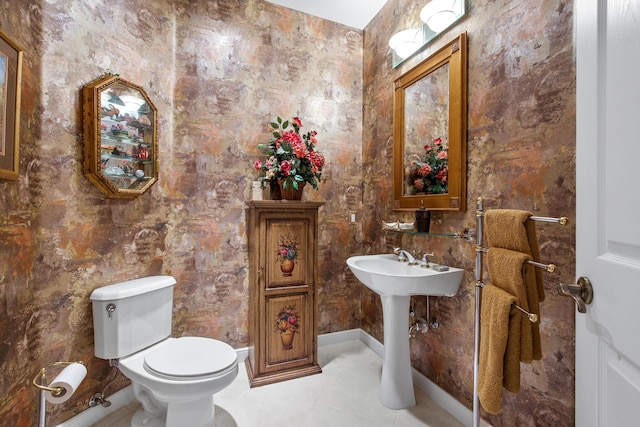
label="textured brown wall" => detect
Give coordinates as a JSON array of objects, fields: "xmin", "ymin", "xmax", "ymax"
[
  {"xmin": 363, "ymin": 0, "xmax": 576, "ymax": 426},
  {"xmin": 0, "ymin": 0, "xmax": 362, "ymax": 425},
  {"xmin": 0, "ymin": 0, "xmax": 575, "ymax": 425}
]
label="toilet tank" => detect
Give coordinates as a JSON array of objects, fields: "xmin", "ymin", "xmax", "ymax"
[{"xmin": 90, "ymin": 275, "xmax": 176, "ymax": 359}]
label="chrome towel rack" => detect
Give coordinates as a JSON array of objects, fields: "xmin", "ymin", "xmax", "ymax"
[
  {"xmin": 472, "ymin": 198, "xmax": 568, "ymax": 427},
  {"xmin": 478, "ymin": 246, "xmax": 557, "ymax": 274},
  {"xmin": 477, "ymin": 247, "xmax": 553, "ymax": 323},
  {"xmin": 529, "ymin": 215, "xmax": 569, "ymax": 225}
]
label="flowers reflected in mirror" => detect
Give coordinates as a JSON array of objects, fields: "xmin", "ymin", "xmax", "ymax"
[{"xmin": 406, "ymin": 137, "xmax": 448, "ymax": 194}]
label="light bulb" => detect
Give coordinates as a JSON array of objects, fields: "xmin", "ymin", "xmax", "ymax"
[
  {"xmin": 388, "ymin": 29, "xmax": 423, "ymax": 59},
  {"xmin": 420, "ymin": 0, "xmax": 458, "ymax": 33},
  {"xmin": 395, "ymin": 41, "xmax": 421, "ymax": 59}
]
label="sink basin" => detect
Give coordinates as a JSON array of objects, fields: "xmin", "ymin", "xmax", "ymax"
[
  {"xmin": 346, "ymin": 254, "xmax": 464, "ymax": 410},
  {"xmin": 346, "ymin": 254, "xmax": 464, "ymax": 297}
]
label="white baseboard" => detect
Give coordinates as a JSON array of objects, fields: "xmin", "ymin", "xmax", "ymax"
[
  {"xmin": 411, "ymin": 366, "xmax": 480, "ymax": 427},
  {"xmin": 55, "ymin": 385, "xmax": 134, "ymax": 427},
  {"xmin": 57, "ymin": 330, "xmax": 479, "ymax": 427},
  {"xmin": 351, "ymin": 329, "xmax": 480, "ymax": 427},
  {"xmin": 317, "ymin": 328, "xmax": 362, "ymax": 346},
  {"xmin": 357, "ymin": 328, "xmax": 385, "ymax": 357}
]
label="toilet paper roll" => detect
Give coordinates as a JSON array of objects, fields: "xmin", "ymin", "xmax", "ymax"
[{"xmin": 45, "ymin": 363, "xmax": 87, "ymax": 404}]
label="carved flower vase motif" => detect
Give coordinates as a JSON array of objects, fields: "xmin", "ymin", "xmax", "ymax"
[
  {"xmin": 280, "ymin": 258, "xmax": 295, "ymax": 276},
  {"xmin": 277, "ymin": 234, "xmax": 298, "ymax": 277},
  {"xmin": 280, "ymin": 330, "xmax": 295, "ymax": 350},
  {"xmin": 275, "ymin": 306, "xmax": 299, "ymax": 350}
]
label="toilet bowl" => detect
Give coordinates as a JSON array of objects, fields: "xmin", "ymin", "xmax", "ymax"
[
  {"xmin": 120, "ymin": 337, "xmax": 238, "ymax": 427},
  {"xmin": 90, "ymin": 276, "xmax": 238, "ymax": 427}
]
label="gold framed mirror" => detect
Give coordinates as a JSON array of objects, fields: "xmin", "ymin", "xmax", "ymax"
[
  {"xmin": 393, "ymin": 32, "xmax": 467, "ymax": 211},
  {"xmin": 83, "ymin": 73, "xmax": 158, "ymax": 199}
]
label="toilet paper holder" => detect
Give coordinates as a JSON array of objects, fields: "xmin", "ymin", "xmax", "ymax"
[
  {"xmin": 33, "ymin": 361, "xmax": 86, "ymax": 427},
  {"xmin": 32, "ymin": 361, "xmax": 85, "ymax": 398}
]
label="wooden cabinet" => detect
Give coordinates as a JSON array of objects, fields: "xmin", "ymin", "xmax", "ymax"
[{"xmin": 246, "ymin": 201, "xmax": 323, "ymax": 387}]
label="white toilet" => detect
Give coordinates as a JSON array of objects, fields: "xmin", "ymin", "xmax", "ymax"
[{"xmin": 90, "ymin": 275, "xmax": 238, "ymax": 427}]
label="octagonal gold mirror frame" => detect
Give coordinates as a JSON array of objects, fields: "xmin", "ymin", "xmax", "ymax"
[{"xmin": 83, "ymin": 73, "xmax": 158, "ymax": 199}]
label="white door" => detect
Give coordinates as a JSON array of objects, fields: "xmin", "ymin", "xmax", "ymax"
[{"xmin": 576, "ymin": 1, "xmax": 640, "ymax": 426}]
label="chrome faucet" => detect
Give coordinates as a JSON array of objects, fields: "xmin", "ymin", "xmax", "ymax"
[
  {"xmin": 393, "ymin": 247, "xmax": 418, "ymax": 265},
  {"xmin": 419, "ymin": 252, "xmax": 435, "ymax": 268}
]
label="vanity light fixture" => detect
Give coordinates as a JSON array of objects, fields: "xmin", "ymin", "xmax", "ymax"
[
  {"xmin": 389, "ymin": 0, "xmax": 465, "ymax": 67},
  {"xmin": 420, "ymin": 0, "xmax": 461, "ymax": 33},
  {"xmin": 388, "ymin": 28, "xmax": 424, "ymax": 60}
]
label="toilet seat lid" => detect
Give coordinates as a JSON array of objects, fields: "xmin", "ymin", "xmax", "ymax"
[{"xmin": 143, "ymin": 337, "xmax": 237, "ymax": 378}]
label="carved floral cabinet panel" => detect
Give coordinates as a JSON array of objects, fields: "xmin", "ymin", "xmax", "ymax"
[{"xmin": 246, "ymin": 201, "xmax": 323, "ymax": 386}]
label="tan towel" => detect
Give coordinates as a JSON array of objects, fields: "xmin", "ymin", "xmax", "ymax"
[
  {"xmin": 487, "ymin": 248, "xmax": 543, "ymax": 363},
  {"xmin": 526, "ymin": 219, "xmax": 545, "ymax": 303},
  {"xmin": 478, "ymin": 284, "xmax": 518, "ymax": 414},
  {"xmin": 523, "ymin": 262, "xmax": 542, "ymax": 360},
  {"xmin": 484, "ymin": 209, "xmax": 545, "ymax": 302},
  {"xmin": 503, "ymin": 304, "xmax": 522, "ymax": 393}
]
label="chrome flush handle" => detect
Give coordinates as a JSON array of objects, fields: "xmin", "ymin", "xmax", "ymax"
[{"xmin": 106, "ymin": 303, "xmax": 116, "ymax": 319}]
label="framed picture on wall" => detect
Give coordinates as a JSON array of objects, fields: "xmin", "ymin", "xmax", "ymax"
[{"xmin": 0, "ymin": 30, "xmax": 22, "ymax": 180}]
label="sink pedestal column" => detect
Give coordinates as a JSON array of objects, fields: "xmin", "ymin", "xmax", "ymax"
[{"xmin": 379, "ymin": 294, "xmax": 416, "ymax": 409}]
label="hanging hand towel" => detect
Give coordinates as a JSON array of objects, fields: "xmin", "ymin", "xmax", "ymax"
[
  {"xmin": 478, "ymin": 284, "xmax": 518, "ymax": 414},
  {"xmin": 487, "ymin": 247, "xmax": 543, "ymax": 364},
  {"xmin": 484, "ymin": 209, "xmax": 545, "ymax": 302}
]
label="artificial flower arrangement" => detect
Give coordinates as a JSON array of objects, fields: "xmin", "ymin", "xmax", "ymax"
[
  {"xmin": 275, "ymin": 306, "xmax": 300, "ymax": 333},
  {"xmin": 407, "ymin": 137, "xmax": 448, "ymax": 194},
  {"xmin": 276, "ymin": 235, "xmax": 298, "ymax": 261},
  {"xmin": 253, "ymin": 116, "xmax": 326, "ymax": 191}
]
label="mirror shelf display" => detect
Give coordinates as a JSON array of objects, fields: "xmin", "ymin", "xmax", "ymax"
[
  {"xmin": 393, "ymin": 33, "xmax": 467, "ymax": 212},
  {"xmin": 83, "ymin": 73, "xmax": 158, "ymax": 199}
]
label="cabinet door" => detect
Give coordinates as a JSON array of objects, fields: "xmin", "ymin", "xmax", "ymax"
[
  {"xmin": 264, "ymin": 216, "xmax": 313, "ymax": 288},
  {"xmin": 265, "ymin": 293, "xmax": 312, "ymax": 370}
]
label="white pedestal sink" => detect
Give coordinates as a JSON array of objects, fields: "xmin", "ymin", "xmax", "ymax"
[{"xmin": 346, "ymin": 254, "xmax": 464, "ymax": 409}]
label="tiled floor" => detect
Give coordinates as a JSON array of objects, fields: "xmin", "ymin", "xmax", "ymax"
[{"xmin": 92, "ymin": 340, "xmax": 463, "ymax": 427}]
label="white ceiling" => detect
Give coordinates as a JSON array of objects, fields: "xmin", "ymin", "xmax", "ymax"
[{"xmin": 265, "ymin": 0, "xmax": 389, "ymax": 30}]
